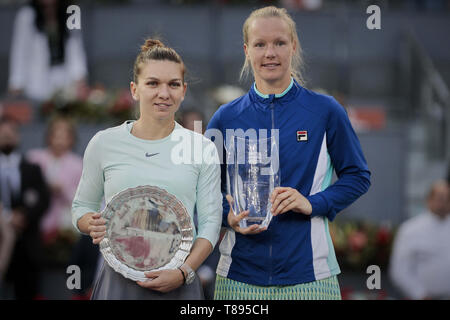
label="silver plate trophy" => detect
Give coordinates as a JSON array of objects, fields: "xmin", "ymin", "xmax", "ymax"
[
  {"xmin": 226, "ymin": 135, "xmax": 280, "ymax": 230},
  {"xmin": 99, "ymin": 185, "xmax": 193, "ymax": 282}
]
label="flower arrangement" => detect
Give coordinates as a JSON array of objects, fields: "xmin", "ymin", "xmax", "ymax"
[
  {"xmin": 329, "ymin": 220, "xmax": 396, "ymax": 271},
  {"xmin": 40, "ymin": 84, "xmax": 135, "ymax": 123},
  {"xmin": 41, "ymin": 228, "xmax": 80, "ymax": 268}
]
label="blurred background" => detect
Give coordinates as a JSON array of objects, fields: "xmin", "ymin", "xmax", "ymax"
[{"xmin": 0, "ymin": 0, "xmax": 449, "ymax": 300}]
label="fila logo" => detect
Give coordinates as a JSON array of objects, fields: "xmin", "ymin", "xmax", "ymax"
[{"xmin": 297, "ymin": 130, "xmax": 308, "ymax": 142}]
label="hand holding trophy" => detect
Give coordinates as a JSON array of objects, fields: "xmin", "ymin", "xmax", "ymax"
[
  {"xmin": 270, "ymin": 187, "xmax": 312, "ymax": 216},
  {"xmin": 225, "ymin": 194, "xmax": 267, "ymax": 235},
  {"xmin": 87, "ymin": 212, "xmax": 106, "ymax": 244}
]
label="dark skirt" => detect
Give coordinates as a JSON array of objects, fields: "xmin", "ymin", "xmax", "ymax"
[{"xmin": 91, "ymin": 260, "xmax": 204, "ymax": 300}]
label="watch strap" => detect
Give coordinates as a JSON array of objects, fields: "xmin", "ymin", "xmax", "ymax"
[
  {"xmin": 182, "ymin": 263, "xmax": 195, "ymax": 284},
  {"xmin": 182, "ymin": 263, "xmax": 193, "ymax": 274},
  {"xmin": 177, "ymin": 267, "xmax": 186, "ymax": 283}
]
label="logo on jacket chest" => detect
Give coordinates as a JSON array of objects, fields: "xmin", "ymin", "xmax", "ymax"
[
  {"xmin": 296, "ymin": 130, "xmax": 308, "ymax": 142},
  {"xmin": 145, "ymin": 152, "xmax": 159, "ymax": 158}
]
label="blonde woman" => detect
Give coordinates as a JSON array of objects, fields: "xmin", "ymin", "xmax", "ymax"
[{"xmin": 207, "ymin": 6, "xmax": 371, "ymax": 300}]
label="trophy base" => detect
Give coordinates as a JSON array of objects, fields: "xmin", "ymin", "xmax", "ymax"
[
  {"xmin": 245, "ymin": 217, "xmax": 265, "ymax": 222},
  {"xmin": 239, "ymin": 216, "xmax": 271, "ymax": 229}
]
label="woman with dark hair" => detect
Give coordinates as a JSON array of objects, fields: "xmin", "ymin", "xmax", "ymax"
[
  {"xmin": 8, "ymin": 0, "xmax": 87, "ymax": 102},
  {"xmin": 72, "ymin": 39, "xmax": 222, "ymax": 299}
]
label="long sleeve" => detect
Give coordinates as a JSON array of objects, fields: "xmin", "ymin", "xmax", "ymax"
[
  {"xmin": 194, "ymin": 139, "xmax": 222, "ymax": 248},
  {"xmin": 71, "ymin": 133, "xmax": 104, "ymax": 233},
  {"xmin": 307, "ymin": 98, "xmax": 371, "ymax": 221}
]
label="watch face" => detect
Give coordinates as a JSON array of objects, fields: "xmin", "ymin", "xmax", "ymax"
[{"xmin": 99, "ymin": 185, "xmax": 193, "ymax": 282}]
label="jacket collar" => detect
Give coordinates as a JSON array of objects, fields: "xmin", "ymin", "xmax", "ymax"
[{"xmin": 249, "ymin": 78, "xmax": 302, "ymax": 109}]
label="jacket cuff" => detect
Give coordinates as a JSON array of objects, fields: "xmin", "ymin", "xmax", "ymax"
[{"xmin": 307, "ymin": 193, "xmax": 335, "ymax": 221}]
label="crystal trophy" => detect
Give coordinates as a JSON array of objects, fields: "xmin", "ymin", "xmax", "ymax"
[{"xmin": 226, "ymin": 134, "xmax": 280, "ymax": 229}]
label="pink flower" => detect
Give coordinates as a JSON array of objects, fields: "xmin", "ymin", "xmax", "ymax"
[{"xmin": 348, "ymin": 230, "xmax": 368, "ymax": 252}]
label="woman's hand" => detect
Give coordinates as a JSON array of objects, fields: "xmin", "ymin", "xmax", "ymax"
[
  {"xmin": 270, "ymin": 187, "xmax": 312, "ymax": 216},
  {"xmin": 87, "ymin": 212, "xmax": 106, "ymax": 244},
  {"xmin": 136, "ymin": 269, "xmax": 184, "ymax": 293},
  {"xmin": 226, "ymin": 195, "xmax": 267, "ymax": 235}
]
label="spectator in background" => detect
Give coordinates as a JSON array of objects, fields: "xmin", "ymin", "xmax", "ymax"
[
  {"xmin": 27, "ymin": 116, "xmax": 100, "ymax": 299},
  {"xmin": 389, "ymin": 180, "xmax": 450, "ymax": 299},
  {"xmin": 8, "ymin": 0, "xmax": 88, "ymax": 102},
  {"xmin": 0, "ymin": 117, "xmax": 50, "ymax": 299},
  {"xmin": 27, "ymin": 116, "xmax": 82, "ymax": 262}
]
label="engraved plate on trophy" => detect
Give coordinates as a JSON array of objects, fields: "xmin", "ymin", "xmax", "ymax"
[
  {"xmin": 99, "ymin": 185, "xmax": 193, "ymax": 282},
  {"xmin": 226, "ymin": 134, "xmax": 280, "ymax": 229}
]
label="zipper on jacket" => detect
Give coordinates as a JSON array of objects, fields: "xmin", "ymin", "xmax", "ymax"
[
  {"xmin": 268, "ymin": 97, "xmax": 275, "ymax": 285},
  {"xmin": 269, "ymin": 242, "xmax": 273, "ymax": 284},
  {"xmin": 270, "ymin": 101, "xmax": 275, "ymax": 131}
]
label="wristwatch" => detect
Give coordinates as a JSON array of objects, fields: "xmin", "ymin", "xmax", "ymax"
[{"xmin": 182, "ymin": 263, "xmax": 195, "ymax": 285}]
